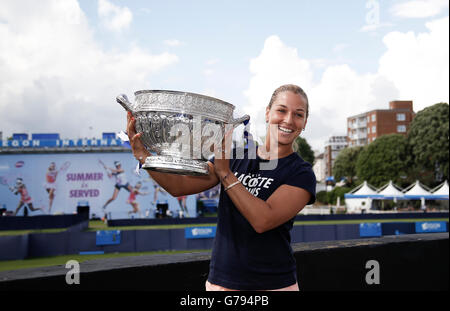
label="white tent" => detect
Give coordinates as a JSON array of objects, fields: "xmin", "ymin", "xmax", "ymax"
[
  {"xmin": 431, "ymin": 180, "xmax": 449, "ymax": 200},
  {"xmin": 403, "ymin": 180, "xmax": 433, "ymax": 209},
  {"xmin": 345, "ymin": 181, "xmax": 382, "ymax": 213},
  {"xmin": 378, "ymin": 181, "xmax": 404, "ymax": 201}
]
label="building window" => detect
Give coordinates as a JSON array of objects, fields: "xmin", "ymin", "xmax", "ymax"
[
  {"xmin": 371, "ymin": 114, "xmax": 376, "ymax": 122},
  {"xmin": 397, "ymin": 113, "xmax": 406, "ymax": 121},
  {"xmin": 372, "ymin": 126, "xmax": 376, "ymax": 133},
  {"xmin": 397, "ymin": 125, "xmax": 406, "ymax": 133},
  {"xmin": 367, "ymin": 127, "xmax": 370, "ymax": 134},
  {"xmin": 367, "ymin": 116, "xmax": 370, "ymax": 123}
]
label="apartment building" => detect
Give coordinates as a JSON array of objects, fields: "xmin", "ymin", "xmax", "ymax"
[
  {"xmin": 347, "ymin": 101, "xmax": 415, "ymax": 146},
  {"xmin": 324, "ymin": 135, "xmax": 348, "ymax": 178}
]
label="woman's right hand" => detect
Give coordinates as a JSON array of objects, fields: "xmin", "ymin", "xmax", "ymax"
[{"xmin": 127, "ymin": 111, "xmax": 150, "ymax": 165}]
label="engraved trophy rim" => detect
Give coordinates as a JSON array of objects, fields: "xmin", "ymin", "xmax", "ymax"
[{"xmin": 134, "ymin": 89, "xmax": 235, "ymax": 110}]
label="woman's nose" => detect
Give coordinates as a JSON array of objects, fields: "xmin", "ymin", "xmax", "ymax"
[{"xmin": 284, "ymin": 112, "xmax": 295, "ymax": 125}]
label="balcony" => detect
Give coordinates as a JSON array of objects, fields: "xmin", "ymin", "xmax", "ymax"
[{"xmin": 349, "ymin": 120, "xmax": 367, "ymax": 129}]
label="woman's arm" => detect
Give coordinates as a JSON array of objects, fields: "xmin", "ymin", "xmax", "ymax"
[
  {"xmin": 219, "ymin": 171, "xmax": 311, "ymax": 233},
  {"xmin": 143, "ymin": 162, "xmax": 219, "ymax": 197},
  {"xmin": 212, "ymin": 130, "xmax": 310, "ymax": 233},
  {"xmin": 109, "ymin": 168, "xmax": 123, "ymax": 174},
  {"xmin": 127, "ymin": 112, "xmax": 219, "ymax": 196}
]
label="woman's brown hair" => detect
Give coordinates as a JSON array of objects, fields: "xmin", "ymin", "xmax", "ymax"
[{"xmin": 268, "ymin": 84, "xmax": 309, "ymax": 119}]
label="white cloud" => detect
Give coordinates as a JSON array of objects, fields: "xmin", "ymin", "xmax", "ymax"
[
  {"xmin": 244, "ymin": 18, "xmax": 448, "ymax": 151},
  {"xmin": 390, "ymin": 0, "xmax": 449, "ymax": 18},
  {"xmin": 98, "ymin": 0, "xmax": 133, "ymax": 32},
  {"xmin": 0, "ymin": 0, "xmax": 178, "ymax": 139},
  {"xmin": 378, "ymin": 16, "xmax": 449, "ymax": 111},
  {"xmin": 243, "ymin": 36, "xmax": 377, "ymax": 150},
  {"xmin": 243, "ymin": 35, "xmax": 313, "ymax": 141}
]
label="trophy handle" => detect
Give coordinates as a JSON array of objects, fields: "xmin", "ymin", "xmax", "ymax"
[
  {"xmin": 230, "ymin": 115, "xmax": 250, "ymax": 129},
  {"xmin": 116, "ymin": 94, "xmax": 134, "ymax": 113}
]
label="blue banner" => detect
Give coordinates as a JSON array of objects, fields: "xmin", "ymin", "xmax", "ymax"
[
  {"xmin": 96, "ymin": 230, "xmax": 121, "ymax": 245},
  {"xmin": 185, "ymin": 226, "xmax": 216, "ymax": 239},
  {"xmin": 415, "ymin": 221, "xmax": 447, "ymax": 233},
  {"xmin": 359, "ymin": 222, "xmax": 382, "ymax": 237},
  {"xmin": 0, "ymin": 138, "xmax": 124, "ymax": 148}
]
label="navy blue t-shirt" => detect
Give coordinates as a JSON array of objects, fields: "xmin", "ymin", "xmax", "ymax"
[{"xmin": 208, "ymin": 148, "xmax": 316, "ymax": 290}]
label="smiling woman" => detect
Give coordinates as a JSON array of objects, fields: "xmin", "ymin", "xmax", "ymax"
[{"xmin": 126, "ymin": 84, "xmax": 316, "ymax": 291}]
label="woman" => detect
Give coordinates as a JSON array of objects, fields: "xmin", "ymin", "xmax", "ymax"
[
  {"xmin": 176, "ymin": 195, "xmax": 189, "ymax": 217},
  {"xmin": 11, "ymin": 178, "xmax": 43, "ymax": 216},
  {"xmin": 44, "ymin": 162, "xmax": 58, "ymax": 213},
  {"xmin": 101, "ymin": 161, "xmax": 133, "ymax": 221},
  {"xmin": 127, "ymin": 84, "xmax": 316, "ymax": 290},
  {"xmin": 126, "ymin": 181, "xmax": 148, "ymax": 218}
]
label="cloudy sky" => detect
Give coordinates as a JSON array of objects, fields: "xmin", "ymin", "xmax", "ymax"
[{"xmin": 0, "ymin": 0, "xmax": 448, "ymax": 152}]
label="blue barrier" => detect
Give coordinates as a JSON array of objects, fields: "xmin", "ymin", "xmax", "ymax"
[
  {"xmin": 107, "ymin": 212, "xmax": 449, "ymax": 227},
  {"xmin": 0, "ymin": 235, "xmax": 28, "ymax": 260},
  {"xmin": 360, "ymin": 223, "xmax": 382, "ymax": 237},
  {"xmin": 0, "ymin": 219, "xmax": 448, "ymax": 261},
  {"xmin": 415, "ymin": 221, "xmax": 447, "ymax": 233},
  {"xmin": 185, "ymin": 227, "xmax": 216, "ymax": 239},
  {"xmin": 96, "ymin": 230, "xmax": 121, "ymax": 246},
  {"xmin": 0, "ymin": 214, "xmax": 88, "ymax": 231}
]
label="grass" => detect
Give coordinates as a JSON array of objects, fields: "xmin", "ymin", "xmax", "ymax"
[
  {"xmin": 86, "ymin": 220, "xmax": 218, "ymax": 231},
  {"xmin": 293, "ymin": 218, "xmax": 448, "ymax": 226},
  {"xmin": 0, "ymin": 249, "xmax": 210, "ymax": 273},
  {"xmin": 0, "ymin": 228, "xmax": 68, "ymax": 237}
]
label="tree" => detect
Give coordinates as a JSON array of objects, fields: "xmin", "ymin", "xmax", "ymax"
[
  {"xmin": 327, "ymin": 186, "xmax": 352, "ymax": 205},
  {"xmin": 333, "ymin": 146, "xmax": 363, "ymax": 185},
  {"xmin": 294, "ymin": 137, "xmax": 315, "ymax": 165},
  {"xmin": 316, "ymin": 191, "xmax": 328, "ymax": 204},
  {"xmin": 407, "ymin": 102, "xmax": 449, "ymax": 187},
  {"xmin": 356, "ymin": 134, "xmax": 410, "ymax": 188}
]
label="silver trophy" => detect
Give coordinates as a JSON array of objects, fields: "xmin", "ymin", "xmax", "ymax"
[{"xmin": 117, "ymin": 90, "xmax": 250, "ymax": 175}]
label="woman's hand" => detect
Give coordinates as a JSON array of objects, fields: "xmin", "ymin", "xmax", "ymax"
[
  {"xmin": 127, "ymin": 111, "xmax": 150, "ymax": 165},
  {"xmin": 213, "ymin": 125, "xmax": 234, "ymax": 181}
]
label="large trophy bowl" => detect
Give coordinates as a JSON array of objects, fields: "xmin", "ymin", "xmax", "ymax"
[{"xmin": 117, "ymin": 90, "xmax": 250, "ymax": 176}]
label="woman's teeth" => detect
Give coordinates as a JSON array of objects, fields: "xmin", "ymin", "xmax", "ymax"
[{"xmin": 278, "ymin": 126, "xmax": 293, "ymax": 133}]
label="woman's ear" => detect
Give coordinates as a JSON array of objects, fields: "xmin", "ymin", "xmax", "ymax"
[{"xmin": 265, "ymin": 106, "xmax": 270, "ymax": 123}]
